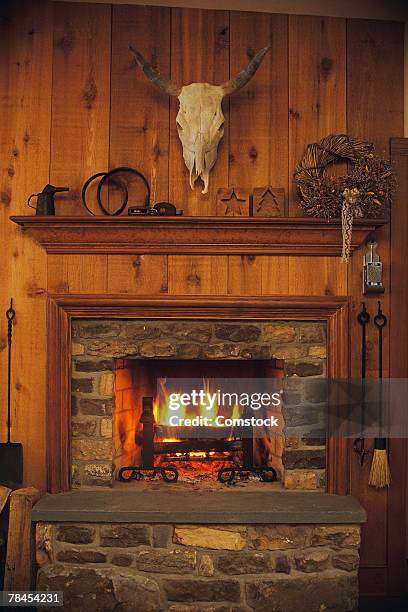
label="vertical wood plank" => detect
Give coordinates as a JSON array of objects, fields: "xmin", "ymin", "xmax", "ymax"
[
  {"xmin": 47, "ymin": 255, "xmax": 107, "ymax": 294},
  {"xmin": 288, "ymin": 16, "xmax": 346, "ymax": 216},
  {"xmin": 228, "ymin": 256, "xmax": 263, "ymax": 295},
  {"xmin": 168, "ymin": 256, "xmax": 228, "ymax": 294},
  {"xmin": 50, "ymin": 1, "xmax": 111, "ymax": 215},
  {"xmin": 229, "ymin": 13, "xmax": 289, "ymax": 291},
  {"xmin": 288, "ymin": 257, "xmax": 347, "ymax": 296},
  {"xmin": 169, "ymin": 8, "xmax": 230, "ymax": 215},
  {"xmin": 228, "ymin": 256, "xmax": 290, "ymax": 295},
  {"xmin": 0, "ymin": 0, "xmax": 53, "ymax": 490},
  {"xmin": 229, "ymin": 12, "xmax": 288, "ymax": 194},
  {"xmin": 110, "ymin": 5, "xmax": 171, "ymax": 206},
  {"xmin": 347, "ymin": 19, "xmax": 404, "ymax": 594},
  {"xmin": 261, "ymin": 256, "xmax": 290, "ymax": 294},
  {"xmin": 107, "ymin": 255, "xmax": 168, "ymax": 294}
]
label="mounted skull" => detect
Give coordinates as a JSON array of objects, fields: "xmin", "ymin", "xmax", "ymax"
[{"xmin": 129, "ymin": 46, "xmax": 270, "ymax": 194}]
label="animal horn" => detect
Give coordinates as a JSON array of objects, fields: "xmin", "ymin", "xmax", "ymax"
[
  {"xmin": 221, "ymin": 46, "xmax": 270, "ymax": 96},
  {"xmin": 129, "ymin": 46, "xmax": 181, "ymax": 97}
]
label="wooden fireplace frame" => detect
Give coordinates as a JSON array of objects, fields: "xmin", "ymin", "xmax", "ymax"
[{"xmin": 47, "ymin": 294, "xmax": 350, "ymax": 494}]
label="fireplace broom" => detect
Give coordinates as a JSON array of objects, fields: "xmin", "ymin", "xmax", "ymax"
[
  {"xmin": 368, "ymin": 302, "xmax": 391, "ymax": 488},
  {"xmin": 0, "ymin": 300, "xmax": 23, "ymax": 488}
]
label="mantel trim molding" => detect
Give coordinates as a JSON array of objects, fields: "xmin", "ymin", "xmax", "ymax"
[{"xmin": 11, "ymin": 216, "xmax": 386, "ymax": 256}]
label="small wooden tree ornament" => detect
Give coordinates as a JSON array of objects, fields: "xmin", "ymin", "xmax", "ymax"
[{"xmin": 252, "ymin": 187, "xmax": 286, "ymax": 217}]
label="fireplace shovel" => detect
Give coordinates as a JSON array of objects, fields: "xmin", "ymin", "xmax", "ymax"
[{"xmin": 0, "ymin": 300, "xmax": 23, "ymax": 488}]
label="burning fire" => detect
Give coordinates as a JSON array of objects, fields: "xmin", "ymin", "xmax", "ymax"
[{"xmin": 154, "ymin": 377, "xmax": 241, "ymax": 441}]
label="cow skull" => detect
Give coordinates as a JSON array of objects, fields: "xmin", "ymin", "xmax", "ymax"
[{"xmin": 129, "ymin": 46, "xmax": 269, "ymax": 194}]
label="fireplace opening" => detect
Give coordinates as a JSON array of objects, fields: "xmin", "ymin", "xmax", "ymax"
[
  {"xmin": 71, "ymin": 318, "xmax": 327, "ymax": 490},
  {"xmin": 113, "ymin": 359, "xmax": 285, "ymax": 485}
]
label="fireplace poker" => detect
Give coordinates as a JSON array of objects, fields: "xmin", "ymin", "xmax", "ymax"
[
  {"xmin": 368, "ymin": 302, "xmax": 391, "ymax": 488},
  {"xmin": 353, "ymin": 302, "xmax": 370, "ymax": 465},
  {"xmin": 0, "ymin": 300, "xmax": 23, "ymax": 488}
]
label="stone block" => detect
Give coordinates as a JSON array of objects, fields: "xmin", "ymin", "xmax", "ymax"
[
  {"xmin": 332, "ymin": 552, "xmax": 360, "ymax": 572},
  {"xmin": 285, "ymin": 361, "xmax": 324, "ymax": 377},
  {"xmin": 56, "ymin": 526, "xmax": 95, "ymax": 545},
  {"xmin": 294, "ymin": 548, "xmax": 329, "ymax": 572},
  {"xmin": 56, "ymin": 549, "xmax": 106, "ymax": 564},
  {"xmin": 274, "ymin": 554, "xmax": 291, "ymax": 574},
  {"xmin": 77, "ymin": 322, "xmax": 121, "ymax": 338},
  {"xmin": 119, "ymin": 323, "xmax": 162, "ymax": 340},
  {"xmin": 39, "ymin": 564, "xmax": 163, "ymax": 612},
  {"xmin": 246, "ymin": 573, "xmax": 358, "ymax": 611},
  {"xmin": 272, "ymin": 346, "xmax": 308, "ymax": 360},
  {"xmin": 198, "ymin": 554, "xmax": 215, "ymax": 576},
  {"xmin": 71, "ymin": 419, "xmax": 97, "ymax": 438},
  {"xmin": 72, "ymin": 342, "xmax": 85, "ymax": 356},
  {"xmin": 72, "ymin": 463, "xmax": 82, "ymax": 487},
  {"xmin": 301, "ymin": 430, "xmax": 327, "ymax": 446},
  {"xmin": 137, "ymin": 549, "xmax": 196, "ymax": 574},
  {"xmin": 71, "ymin": 396, "xmax": 78, "ymax": 416},
  {"xmin": 283, "ymin": 404, "xmax": 321, "ymax": 427},
  {"xmin": 162, "ymin": 578, "xmax": 241, "ymax": 603},
  {"xmin": 263, "ymin": 325, "xmax": 296, "ymax": 342},
  {"xmin": 174, "ymin": 527, "xmax": 246, "ymax": 551},
  {"xmin": 99, "ymin": 372, "xmax": 114, "ymax": 396},
  {"xmin": 111, "ymin": 555, "xmax": 133, "ymax": 567},
  {"xmin": 163, "ymin": 322, "xmax": 212, "ymax": 343},
  {"xmin": 87, "ymin": 339, "xmax": 138, "ymax": 358},
  {"xmin": 80, "ymin": 399, "xmax": 114, "ymax": 416},
  {"xmin": 37, "ymin": 565, "xmax": 118, "ymax": 612},
  {"xmin": 308, "ymin": 345, "xmax": 327, "ymax": 358},
  {"xmin": 215, "ymin": 325, "xmax": 261, "ymax": 342},
  {"xmin": 298, "ymin": 324, "xmax": 326, "ymax": 344},
  {"xmin": 75, "ymin": 359, "xmax": 113, "ymax": 372},
  {"xmin": 139, "ymin": 341, "xmax": 176, "ymax": 358},
  {"xmin": 153, "ymin": 525, "xmax": 173, "ymax": 548},
  {"xmin": 239, "ymin": 345, "xmax": 271, "ymax": 359},
  {"xmin": 36, "ymin": 523, "xmax": 53, "ymax": 567},
  {"xmin": 203, "ymin": 344, "xmax": 241, "ymax": 359},
  {"xmin": 100, "ymin": 524, "xmax": 151, "ymax": 547},
  {"xmin": 248, "ymin": 526, "xmax": 308, "ymax": 551},
  {"xmin": 284, "ymin": 470, "xmax": 318, "ymax": 490},
  {"xmin": 303, "ymin": 380, "xmax": 328, "ymax": 403},
  {"xmin": 72, "ymin": 439, "xmax": 111, "ymax": 461},
  {"xmin": 284, "ymin": 449, "xmax": 326, "ymax": 470},
  {"xmin": 112, "ymin": 572, "xmax": 162, "ymax": 611},
  {"xmin": 176, "ymin": 343, "xmax": 203, "ymax": 359},
  {"xmin": 100, "ymin": 418, "xmax": 113, "ymax": 438},
  {"xmin": 83, "ymin": 463, "xmax": 112, "ymax": 487},
  {"xmin": 72, "ymin": 378, "xmax": 93, "ymax": 393},
  {"xmin": 216, "ymin": 552, "xmax": 269, "ymax": 575},
  {"xmin": 311, "ymin": 526, "xmax": 360, "ymax": 549}
]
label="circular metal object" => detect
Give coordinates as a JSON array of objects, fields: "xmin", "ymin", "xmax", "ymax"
[{"xmin": 81, "ymin": 167, "xmax": 150, "ymax": 216}]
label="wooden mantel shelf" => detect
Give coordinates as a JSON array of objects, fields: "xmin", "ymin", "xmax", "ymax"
[{"xmin": 10, "ymin": 216, "xmax": 387, "ymax": 256}]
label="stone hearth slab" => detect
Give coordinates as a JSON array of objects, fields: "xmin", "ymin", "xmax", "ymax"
[{"xmin": 32, "ymin": 490, "xmax": 365, "ymax": 524}]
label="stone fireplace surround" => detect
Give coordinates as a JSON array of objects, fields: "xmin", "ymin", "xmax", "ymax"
[
  {"xmin": 71, "ymin": 318, "xmax": 327, "ymax": 490},
  {"xmin": 35, "ymin": 295, "xmax": 364, "ymax": 611}
]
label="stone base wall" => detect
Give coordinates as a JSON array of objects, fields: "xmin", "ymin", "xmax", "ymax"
[
  {"xmin": 71, "ymin": 319, "xmax": 327, "ymax": 490},
  {"xmin": 37, "ymin": 522, "xmax": 359, "ymax": 611}
]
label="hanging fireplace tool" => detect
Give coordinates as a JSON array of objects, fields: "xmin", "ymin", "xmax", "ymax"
[{"xmin": 0, "ymin": 300, "xmax": 23, "ymax": 488}]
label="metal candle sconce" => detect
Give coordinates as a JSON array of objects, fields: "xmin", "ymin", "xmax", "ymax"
[{"xmin": 363, "ymin": 241, "xmax": 384, "ymax": 295}]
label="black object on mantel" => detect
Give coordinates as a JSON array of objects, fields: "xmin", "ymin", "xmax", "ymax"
[
  {"xmin": 27, "ymin": 184, "xmax": 69, "ymax": 215},
  {"xmin": 0, "ymin": 299, "xmax": 23, "ymax": 489}
]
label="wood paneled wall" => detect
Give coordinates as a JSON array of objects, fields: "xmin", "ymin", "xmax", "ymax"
[{"xmin": 0, "ymin": 0, "xmax": 405, "ymax": 594}]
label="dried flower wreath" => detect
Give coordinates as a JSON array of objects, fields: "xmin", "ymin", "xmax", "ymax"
[{"xmin": 294, "ymin": 134, "xmax": 395, "ymax": 261}]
